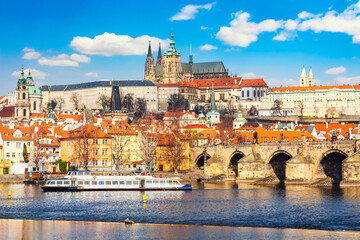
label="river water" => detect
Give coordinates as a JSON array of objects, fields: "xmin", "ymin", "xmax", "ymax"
[{"xmin": 0, "ymin": 182, "xmax": 359, "ymax": 238}]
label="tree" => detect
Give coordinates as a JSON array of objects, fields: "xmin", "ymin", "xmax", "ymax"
[
  {"xmin": 271, "ymin": 99, "xmax": 283, "ymax": 116},
  {"xmin": 296, "ymin": 101, "xmax": 305, "ymax": 118},
  {"xmin": 97, "ymin": 94, "xmax": 110, "ymax": 111},
  {"xmin": 23, "ymin": 144, "xmax": 29, "ymax": 163},
  {"xmin": 135, "ymin": 98, "xmax": 147, "ymax": 113},
  {"xmin": 167, "ymin": 111, "xmax": 189, "ymax": 172},
  {"xmin": 326, "ymin": 107, "xmax": 337, "ymax": 119},
  {"xmin": 69, "ymin": 125, "xmax": 95, "ymax": 170},
  {"xmin": 53, "ymin": 97, "xmax": 65, "ymax": 110},
  {"xmin": 137, "ymin": 117, "xmax": 159, "ymax": 170},
  {"xmin": 71, "ymin": 93, "xmax": 80, "ymax": 111},
  {"xmin": 167, "ymin": 94, "xmax": 189, "ymax": 112},
  {"xmin": 123, "ymin": 93, "xmax": 134, "ymax": 112}
]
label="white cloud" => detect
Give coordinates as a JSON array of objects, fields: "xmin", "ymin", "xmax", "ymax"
[
  {"xmin": 201, "ymin": 25, "xmax": 208, "ymax": 30},
  {"xmin": 335, "ymin": 75, "xmax": 360, "ymax": 84},
  {"xmin": 325, "ymin": 66, "xmax": 347, "ymax": 75},
  {"xmin": 299, "ymin": 2, "xmax": 360, "ymax": 43},
  {"xmin": 70, "ymin": 53, "xmax": 91, "ymax": 63},
  {"xmin": 11, "ymin": 69, "xmax": 47, "ymax": 79},
  {"xmin": 284, "ymin": 20, "xmax": 299, "ymax": 30},
  {"xmin": 297, "ymin": 11, "xmax": 321, "ymax": 19},
  {"xmin": 273, "ymin": 31, "xmax": 292, "ymax": 41},
  {"xmin": 84, "ymin": 72, "xmax": 99, "ymax": 77},
  {"xmin": 216, "ymin": 11, "xmax": 282, "ymax": 47},
  {"xmin": 70, "ymin": 32, "xmax": 169, "ymax": 56},
  {"xmin": 22, "ymin": 47, "xmax": 41, "ymax": 60},
  {"xmin": 199, "ymin": 44, "xmax": 218, "ymax": 50},
  {"xmin": 170, "ymin": 2, "xmax": 216, "ymax": 21},
  {"xmin": 38, "ymin": 54, "xmax": 79, "ymax": 67},
  {"xmin": 241, "ymin": 72, "xmax": 256, "ymax": 78}
]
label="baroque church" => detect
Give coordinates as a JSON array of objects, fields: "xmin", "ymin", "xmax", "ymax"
[
  {"xmin": 144, "ymin": 32, "xmax": 229, "ymax": 84},
  {"xmin": 15, "ymin": 66, "xmax": 43, "ymax": 121}
]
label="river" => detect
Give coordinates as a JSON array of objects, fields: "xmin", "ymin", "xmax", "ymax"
[{"xmin": 0, "ymin": 182, "xmax": 359, "ymax": 239}]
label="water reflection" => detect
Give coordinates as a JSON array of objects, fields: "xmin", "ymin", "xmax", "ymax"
[
  {"xmin": 1, "ymin": 219, "xmax": 359, "ymax": 240},
  {"xmin": 0, "ymin": 183, "xmax": 359, "ymax": 231}
]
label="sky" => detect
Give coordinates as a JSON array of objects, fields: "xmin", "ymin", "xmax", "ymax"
[{"xmin": 1, "ymin": 0, "xmax": 360, "ymax": 95}]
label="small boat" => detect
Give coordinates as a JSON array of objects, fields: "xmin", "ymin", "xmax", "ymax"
[{"xmin": 41, "ymin": 170, "xmax": 192, "ymax": 191}]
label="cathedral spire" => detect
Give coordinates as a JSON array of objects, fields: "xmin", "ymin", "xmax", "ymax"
[
  {"xmin": 156, "ymin": 42, "xmax": 162, "ymax": 66},
  {"xmin": 308, "ymin": 67, "xmax": 314, "ymax": 78},
  {"xmin": 189, "ymin": 42, "xmax": 193, "ymax": 66},
  {"xmin": 147, "ymin": 41, "xmax": 152, "ymax": 57}
]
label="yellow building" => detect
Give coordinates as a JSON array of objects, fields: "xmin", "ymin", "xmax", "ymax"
[
  {"xmin": 0, "ymin": 145, "xmax": 11, "ymax": 175},
  {"xmin": 156, "ymin": 133, "xmax": 190, "ymax": 172},
  {"xmin": 60, "ymin": 124, "xmax": 112, "ymax": 171},
  {"xmin": 100, "ymin": 120, "xmax": 138, "ymax": 170}
]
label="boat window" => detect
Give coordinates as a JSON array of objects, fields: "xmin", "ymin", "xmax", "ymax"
[
  {"xmin": 160, "ymin": 180, "xmax": 166, "ymax": 184},
  {"xmin": 99, "ymin": 181, "xmax": 104, "ymax": 185},
  {"xmin": 119, "ymin": 181, "xmax": 125, "ymax": 185},
  {"xmin": 133, "ymin": 181, "xmax": 139, "ymax": 185},
  {"xmin": 50, "ymin": 181, "xmax": 56, "ymax": 185},
  {"xmin": 169, "ymin": 181, "xmax": 172, "ymax": 185},
  {"xmin": 176, "ymin": 181, "xmax": 180, "ymax": 184},
  {"xmin": 153, "ymin": 180, "xmax": 159, "ymax": 184},
  {"xmin": 85, "ymin": 172, "xmax": 90, "ymax": 176},
  {"xmin": 84, "ymin": 181, "xmax": 90, "ymax": 185},
  {"xmin": 64, "ymin": 181, "xmax": 70, "ymax": 185},
  {"xmin": 146, "ymin": 180, "xmax": 152, "ymax": 184},
  {"xmin": 57, "ymin": 181, "xmax": 63, "ymax": 185},
  {"xmin": 106, "ymin": 181, "xmax": 111, "ymax": 185},
  {"xmin": 67, "ymin": 172, "xmax": 71, "ymax": 176},
  {"xmin": 78, "ymin": 181, "xmax": 84, "ymax": 185},
  {"xmin": 92, "ymin": 181, "xmax": 97, "ymax": 185},
  {"xmin": 47, "ymin": 181, "xmax": 51, "ymax": 184},
  {"xmin": 112, "ymin": 181, "xmax": 118, "ymax": 185},
  {"xmin": 126, "ymin": 181, "xmax": 132, "ymax": 185},
  {"xmin": 78, "ymin": 172, "xmax": 83, "ymax": 176}
]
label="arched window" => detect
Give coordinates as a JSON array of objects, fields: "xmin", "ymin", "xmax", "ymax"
[
  {"xmin": 242, "ymin": 91, "xmax": 244, "ymax": 98},
  {"xmin": 33, "ymin": 101, "xmax": 36, "ymax": 110},
  {"xmin": 254, "ymin": 90, "xmax": 256, "ymax": 97},
  {"xmin": 23, "ymin": 109, "xmax": 26, "ymax": 116},
  {"xmin": 16, "ymin": 109, "xmax": 18, "ymax": 117},
  {"xmin": 257, "ymin": 90, "xmax": 260, "ymax": 98},
  {"xmin": 247, "ymin": 90, "xmax": 249, "ymax": 97},
  {"xmin": 18, "ymin": 93, "xmax": 20, "ymax": 99},
  {"xmin": 23, "ymin": 93, "xmax": 26, "ymax": 99}
]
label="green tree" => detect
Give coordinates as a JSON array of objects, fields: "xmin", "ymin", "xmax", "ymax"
[
  {"xmin": 23, "ymin": 144, "xmax": 29, "ymax": 163},
  {"xmin": 97, "ymin": 94, "xmax": 110, "ymax": 111}
]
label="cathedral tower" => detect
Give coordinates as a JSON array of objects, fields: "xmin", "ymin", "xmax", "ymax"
[
  {"xmin": 162, "ymin": 31, "xmax": 181, "ymax": 83},
  {"xmin": 299, "ymin": 66, "xmax": 308, "ymax": 87},
  {"xmin": 308, "ymin": 67, "xmax": 314, "ymax": 86},
  {"xmin": 144, "ymin": 42, "xmax": 155, "ymax": 81}
]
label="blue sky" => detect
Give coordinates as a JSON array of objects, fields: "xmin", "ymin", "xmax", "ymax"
[{"xmin": 1, "ymin": 0, "xmax": 360, "ymax": 95}]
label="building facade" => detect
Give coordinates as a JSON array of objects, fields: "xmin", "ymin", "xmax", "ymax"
[{"xmin": 40, "ymin": 80, "xmax": 159, "ymax": 112}]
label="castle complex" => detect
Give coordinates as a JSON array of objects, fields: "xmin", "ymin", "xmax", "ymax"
[{"xmin": 144, "ymin": 32, "xmax": 229, "ymax": 84}]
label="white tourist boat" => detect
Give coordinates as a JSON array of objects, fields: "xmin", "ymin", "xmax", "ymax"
[{"xmin": 41, "ymin": 170, "xmax": 192, "ymax": 191}]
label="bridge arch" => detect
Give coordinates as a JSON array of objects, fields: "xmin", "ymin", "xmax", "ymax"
[
  {"xmin": 229, "ymin": 151, "xmax": 246, "ymax": 177},
  {"xmin": 320, "ymin": 149, "xmax": 348, "ymax": 184},
  {"xmin": 195, "ymin": 153, "xmax": 211, "ymax": 169},
  {"xmin": 268, "ymin": 150, "xmax": 293, "ymax": 181}
]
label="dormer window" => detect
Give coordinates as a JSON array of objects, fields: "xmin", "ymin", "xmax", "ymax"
[{"xmin": 5, "ymin": 133, "xmax": 8, "ymax": 136}]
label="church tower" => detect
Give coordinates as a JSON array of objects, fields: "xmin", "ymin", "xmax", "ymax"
[
  {"xmin": 15, "ymin": 66, "xmax": 31, "ymax": 121},
  {"xmin": 299, "ymin": 66, "xmax": 308, "ymax": 87},
  {"xmin": 162, "ymin": 31, "xmax": 181, "ymax": 83},
  {"xmin": 156, "ymin": 43, "xmax": 162, "ymax": 66},
  {"xmin": 144, "ymin": 42, "xmax": 155, "ymax": 81},
  {"xmin": 308, "ymin": 67, "xmax": 314, "ymax": 86}
]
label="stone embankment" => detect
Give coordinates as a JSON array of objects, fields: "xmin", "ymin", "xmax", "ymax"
[{"xmin": 0, "ymin": 174, "xmax": 25, "ymax": 183}]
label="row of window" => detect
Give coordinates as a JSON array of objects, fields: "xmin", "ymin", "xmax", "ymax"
[{"xmin": 48, "ymin": 180, "xmax": 171, "ymax": 185}]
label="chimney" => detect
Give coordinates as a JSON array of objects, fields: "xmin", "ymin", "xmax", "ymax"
[{"xmin": 326, "ymin": 122, "xmax": 328, "ymax": 129}]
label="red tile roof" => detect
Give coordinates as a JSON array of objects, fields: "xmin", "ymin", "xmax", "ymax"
[
  {"xmin": 194, "ymin": 77, "xmax": 242, "ymax": 90},
  {"xmin": 240, "ymin": 78, "xmax": 268, "ymax": 87},
  {"xmin": 270, "ymin": 85, "xmax": 360, "ymax": 93},
  {"xmin": 0, "ymin": 106, "xmax": 14, "ymax": 118}
]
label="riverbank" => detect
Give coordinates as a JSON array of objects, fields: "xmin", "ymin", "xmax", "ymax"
[
  {"xmin": 1, "ymin": 219, "xmax": 359, "ymax": 240},
  {"xmin": 0, "ymin": 174, "xmax": 24, "ymax": 183}
]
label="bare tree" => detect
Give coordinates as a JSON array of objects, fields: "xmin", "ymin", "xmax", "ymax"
[
  {"xmin": 97, "ymin": 94, "xmax": 110, "ymax": 111},
  {"xmin": 69, "ymin": 125, "xmax": 95, "ymax": 170},
  {"xmin": 296, "ymin": 101, "xmax": 305, "ymax": 118},
  {"xmin": 326, "ymin": 107, "xmax": 337, "ymax": 119},
  {"xmin": 53, "ymin": 97, "xmax": 65, "ymax": 110},
  {"xmin": 137, "ymin": 117, "xmax": 158, "ymax": 170},
  {"xmin": 71, "ymin": 93, "xmax": 80, "ymax": 111},
  {"xmin": 123, "ymin": 93, "xmax": 134, "ymax": 112},
  {"xmin": 271, "ymin": 99, "xmax": 283, "ymax": 116}
]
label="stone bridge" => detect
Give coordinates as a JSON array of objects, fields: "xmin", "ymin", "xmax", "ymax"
[{"xmin": 190, "ymin": 140, "xmax": 360, "ymax": 184}]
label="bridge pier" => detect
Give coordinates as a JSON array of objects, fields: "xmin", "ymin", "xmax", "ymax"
[
  {"xmin": 286, "ymin": 154, "xmax": 314, "ymax": 182},
  {"xmin": 342, "ymin": 152, "xmax": 360, "ymax": 183}
]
